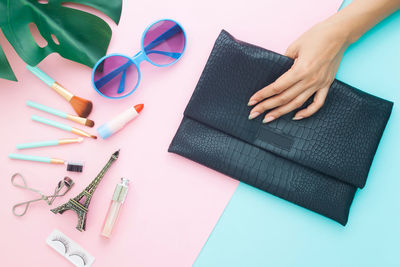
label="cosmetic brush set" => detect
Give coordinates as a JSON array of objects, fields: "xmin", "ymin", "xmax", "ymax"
[{"xmin": 8, "ymin": 67, "xmax": 97, "ymax": 173}]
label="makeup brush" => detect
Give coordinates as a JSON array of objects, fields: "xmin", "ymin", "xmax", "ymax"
[
  {"xmin": 32, "ymin": 115, "xmax": 97, "ymax": 139},
  {"xmin": 8, "ymin": 153, "xmax": 84, "ymax": 172},
  {"xmin": 16, "ymin": 137, "xmax": 84, "ymax": 149},
  {"xmin": 27, "ymin": 100, "xmax": 95, "ymax": 127},
  {"xmin": 26, "ymin": 65, "xmax": 93, "ymax": 118}
]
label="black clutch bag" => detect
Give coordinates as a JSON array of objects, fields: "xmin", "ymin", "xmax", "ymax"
[{"xmin": 168, "ymin": 30, "xmax": 393, "ymax": 225}]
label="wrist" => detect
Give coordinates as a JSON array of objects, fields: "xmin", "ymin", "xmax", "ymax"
[
  {"xmin": 327, "ymin": 0, "xmax": 400, "ymax": 44},
  {"xmin": 325, "ymin": 11, "xmax": 358, "ymax": 45}
]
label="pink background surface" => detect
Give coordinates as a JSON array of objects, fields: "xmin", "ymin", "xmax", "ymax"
[{"xmin": 0, "ymin": 1, "xmax": 341, "ymax": 266}]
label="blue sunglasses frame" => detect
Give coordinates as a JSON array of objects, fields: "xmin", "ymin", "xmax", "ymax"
[{"xmin": 92, "ymin": 19, "xmax": 187, "ymax": 99}]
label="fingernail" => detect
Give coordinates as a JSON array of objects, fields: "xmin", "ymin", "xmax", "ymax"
[
  {"xmin": 292, "ymin": 116, "xmax": 303, "ymax": 120},
  {"xmin": 248, "ymin": 100, "xmax": 257, "ymax": 106},
  {"xmin": 248, "ymin": 112, "xmax": 260, "ymax": 120},
  {"xmin": 263, "ymin": 116, "xmax": 275, "ymax": 123}
]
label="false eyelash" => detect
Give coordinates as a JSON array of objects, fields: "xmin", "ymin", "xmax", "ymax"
[
  {"xmin": 69, "ymin": 251, "xmax": 88, "ymax": 266},
  {"xmin": 51, "ymin": 236, "xmax": 70, "ymax": 254}
]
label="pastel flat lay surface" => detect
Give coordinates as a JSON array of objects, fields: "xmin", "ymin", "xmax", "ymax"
[
  {"xmin": 194, "ymin": 1, "xmax": 400, "ymax": 267},
  {"xmin": 0, "ymin": 0, "xmax": 342, "ymax": 266}
]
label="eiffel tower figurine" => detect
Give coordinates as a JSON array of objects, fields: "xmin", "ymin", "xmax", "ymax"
[{"xmin": 51, "ymin": 150, "xmax": 120, "ymax": 231}]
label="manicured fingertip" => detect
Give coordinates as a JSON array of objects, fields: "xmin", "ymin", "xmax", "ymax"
[
  {"xmin": 292, "ymin": 115, "xmax": 304, "ymax": 120},
  {"xmin": 262, "ymin": 116, "xmax": 275, "ymax": 123},
  {"xmin": 248, "ymin": 112, "xmax": 260, "ymax": 120},
  {"xmin": 248, "ymin": 100, "xmax": 258, "ymax": 106}
]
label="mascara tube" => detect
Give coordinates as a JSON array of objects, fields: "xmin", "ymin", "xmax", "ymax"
[{"xmin": 101, "ymin": 178, "xmax": 130, "ymax": 238}]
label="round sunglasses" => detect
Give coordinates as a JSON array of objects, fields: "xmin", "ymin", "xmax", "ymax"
[{"xmin": 92, "ymin": 19, "xmax": 187, "ymax": 99}]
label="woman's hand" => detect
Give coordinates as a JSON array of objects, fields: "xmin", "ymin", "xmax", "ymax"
[
  {"xmin": 248, "ymin": 19, "xmax": 351, "ymax": 122},
  {"xmin": 248, "ymin": 0, "xmax": 400, "ymax": 123}
]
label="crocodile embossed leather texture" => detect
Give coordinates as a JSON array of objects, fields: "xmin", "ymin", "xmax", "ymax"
[{"xmin": 168, "ymin": 30, "xmax": 393, "ymax": 225}]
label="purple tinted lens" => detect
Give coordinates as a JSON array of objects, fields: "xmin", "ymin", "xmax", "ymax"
[
  {"xmin": 143, "ymin": 20, "xmax": 185, "ymax": 66},
  {"xmin": 93, "ymin": 55, "xmax": 139, "ymax": 98}
]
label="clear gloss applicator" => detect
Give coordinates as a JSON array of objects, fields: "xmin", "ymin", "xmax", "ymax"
[{"xmin": 101, "ymin": 178, "xmax": 130, "ymax": 238}]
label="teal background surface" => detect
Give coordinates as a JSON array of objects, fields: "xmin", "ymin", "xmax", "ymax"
[{"xmin": 194, "ymin": 1, "xmax": 400, "ymax": 266}]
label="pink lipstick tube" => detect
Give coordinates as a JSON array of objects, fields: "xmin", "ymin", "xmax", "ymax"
[{"xmin": 101, "ymin": 178, "xmax": 130, "ymax": 238}]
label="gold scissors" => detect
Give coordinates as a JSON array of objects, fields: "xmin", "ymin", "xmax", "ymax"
[{"xmin": 11, "ymin": 173, "xmax": 74, "ymax": 217}]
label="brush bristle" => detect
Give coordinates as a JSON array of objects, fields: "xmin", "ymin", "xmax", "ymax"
[
  {"xmin": 90, "ymin": 135, "xmax": 97, "ymax": 139},
  {"xmin": 85, "ymin": 119, "xmax": 95, "ymax": 127},
  {"xmin": 66, "ymin": 162, "xmax": 84, "ymax": 172},
  {"xmin": 70, "ymin": 96, "xmax": 93, "ymax": 118}
]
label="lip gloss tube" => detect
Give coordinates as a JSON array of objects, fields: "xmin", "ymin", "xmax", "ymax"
[{"xmin": 101, "ymin": 178, "xmax": 130, "ymax": 238}]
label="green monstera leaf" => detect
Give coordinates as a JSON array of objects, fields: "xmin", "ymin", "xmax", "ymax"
[
  {"xmin": 0, "ymin": 43, "xmax": 17, "ymax": 81},
  {"xmin": 0, "ymin": 0, "xmax": 122, "ymax": 81}
]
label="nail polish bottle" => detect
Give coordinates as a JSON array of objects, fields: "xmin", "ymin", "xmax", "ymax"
[{"xmin": 101, "ymin": 178, "xmax": 130, "ymax": 238}]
